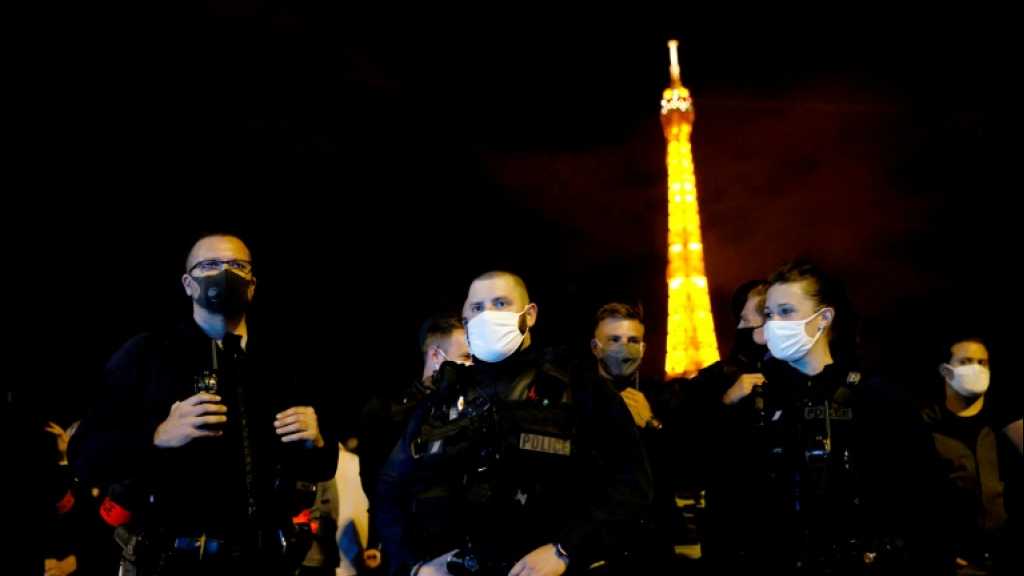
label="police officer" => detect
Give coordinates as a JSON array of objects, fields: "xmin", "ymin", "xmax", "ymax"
[
  {"xmin": 72, "ymin": 233, "xmax": 338, "ymax": 575},
  {"xmin": 730, "ymin": 261, "xmax": 945, "ymax": 573},
  {"xmin": 357, "ymin": 314, "xmax": 473, "ymax": 570},
  {"xmin": 375, "ymin": 271, "xmax": 652, "ymax": 576},
  {"xmin": 687, "ymin": 280, "xmax": 772, "ymax": 565}
]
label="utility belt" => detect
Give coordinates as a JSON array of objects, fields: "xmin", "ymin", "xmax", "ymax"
[
  {"xmin": 168, "ymin": 533, "xmax": 241, "ymax": 561},
  {"xmin": 114, "ymin": 491, "xmax": 319, "ymax": 574}
]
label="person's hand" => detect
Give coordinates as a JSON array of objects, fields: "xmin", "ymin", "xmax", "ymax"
[
  {"xmin": 415, "ymin": 549, "xmax": 458, "ymax": 575},
  {"xmin": 44, "ymin": 554, "xmax": 77, "ymax": 576},
  {"xmin": 721, "ymin": 373, "xmax": 766, "ymax": 406},
  {"xmin": 275, "ymin": 406, "xmax": 324, "ymax": 448},
  {"xmin": 44, "ymin": 421, "xmax": 70, "ymax": 463},
  {"xmin": 620, "ymin": 388, "xmax": 654, "ymax": 428},
  {"xmin": 508, "ymin": 544, "xmax": 567, "ymax": 576},
  {"xmin": 153, "ymin": 393, "xmax": 227, "ymax": 448}
]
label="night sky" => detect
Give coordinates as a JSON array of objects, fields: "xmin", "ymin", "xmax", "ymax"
[{"xmin": 11, "ymin": 7, "xmax": 1013, "ymax": 421}]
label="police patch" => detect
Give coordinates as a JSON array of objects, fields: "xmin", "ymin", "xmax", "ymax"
[{"xmin": 519, "ymin": 433, "xmax": 571, "ymax": 456}]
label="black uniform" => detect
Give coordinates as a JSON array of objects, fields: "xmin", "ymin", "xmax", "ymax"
[
  {"xmin": 704, "ymin": 357, "xmax": 946, "ymax": 573},
  {"xmin": 72, "ymin": 320, "xmax": 338, "ymax": 574},
  {"xmin": 374, "ymin": 346, "xmax": 652, "ymax": 575},
  {"xmin": 357, "ymin": 378, "xmax": 435, "ymax": 564},
  {"xmin": 685, "ymin": 338, "xmax": 770, "ymax": 565}
]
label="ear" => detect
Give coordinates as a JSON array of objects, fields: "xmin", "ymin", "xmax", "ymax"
[
  {"xmin": 638, "ymin": 341, "xmax": 646, "ymax": 358},
  {"xmin": 523, "ymin": 303, "xmax": 539, "ymax": 329},
  {"xmin": 818, "ymin": 307, "xmax": 835, "ymax": 331},
  {"xmin": 939, "ymin": 363, "xmax": 955, "ymax": 382},
  {"xmin": 182, "ymin": 274, "xmax": 194, "ymax": 297},
  {"xmin": 247, "ymin": 275, "xmax": 257, "ymax": 300},
  {"xmin": 590, "ymin": 338, "xmax": 600, "ymax": 357},
  {"xmin": 423, "ymin": 346, "xmax": 440, "ymax": 370}
]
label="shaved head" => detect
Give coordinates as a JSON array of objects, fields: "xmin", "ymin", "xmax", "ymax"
[
  {"xmin": 462, "ymin": 270, "xmax": 535, "ymax": 326},
  {"xmin": 470, "ymin": 271, "xmax": 529, "ymax": 303},
  {"xmin": 185, "ymin": 234, "xmax": 251, "ymax": 273}
]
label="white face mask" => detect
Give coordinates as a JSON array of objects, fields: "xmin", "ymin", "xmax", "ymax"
[
  {"xmin": 466, "ymin": 308, "xmax": 528, "ymax": 363},
  {"xmin": 764, "ymin": 309, "xmax": 826, "ymax": 362},
  {"xmin": 945, "ymin": 364, "xmax": 990, "ymax": 397}
]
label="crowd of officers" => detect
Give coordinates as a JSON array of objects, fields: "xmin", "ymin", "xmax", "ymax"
[{"xmin": 29, "ymin": 234, "xmax": 1021, "ymax": 576}]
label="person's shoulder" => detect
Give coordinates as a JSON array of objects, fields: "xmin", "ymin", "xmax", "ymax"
[
  {"xmin": 844, "ymin": 368, "xmax": 899, "ymax": 401},
  {"xmin": 691, "ymin": 359, "xmax": 724, "ymax": 379},
  {"xmin": 107, "ymin": 321, "xmax": 206, "ymax": 368},
  {"xmin": 821, "ymin": 363, "xmax": 890, "ymax": 403},
  {"xmin": 919, "ymin": 402, "xmax": 945, "ymax": 427},
  {"xmin": 639, "ymin": 373, "xmax": 665, "ymax": 388},
  {"xmin": 838, "ymin": 366, "xmax": 875, "ymax": 395},
  {"xmin": 538, "ymin": 346, "xmax": 571, "ymax": 384},
  {"xmin": 985, "ymin": 378, "xmax": 1022, "ymax": 430},
  {"xmin": 107, "ymin": 331, "xmax": 159, "ymax": 366}
]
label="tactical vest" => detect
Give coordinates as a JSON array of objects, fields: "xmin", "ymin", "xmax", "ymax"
[{"xmin": 409, "ymin": 360, "xmax": 579, "ymax": 565}]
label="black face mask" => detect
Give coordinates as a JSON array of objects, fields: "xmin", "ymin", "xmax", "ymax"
[
  {"xmin": 191, "ymin": 270, "xmax": 251, "ymax": 318},
  {"xmin": 599, "ymin": 342, "xmax": 644, "ymax": 380},
  {"xmin": 730, "ymin": 327, "xmax": 768, "ymax": 368}
]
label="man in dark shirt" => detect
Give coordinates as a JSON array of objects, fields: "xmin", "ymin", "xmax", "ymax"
[
  {"xmin": 72, "ymin": 233, "xmax": 338, "ymax": 575},
  {"xmin": 923, "ymin": 335, "xmax": 1020, "ymax": 575},
  {"xmin": 587, "ymin": 302, "xmax": 679, "ymax": 571}
]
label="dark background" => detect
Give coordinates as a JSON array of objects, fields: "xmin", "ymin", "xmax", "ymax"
[{"xmin": 8, "ymin": 6, "xmax": 1013, "ymax": 422}]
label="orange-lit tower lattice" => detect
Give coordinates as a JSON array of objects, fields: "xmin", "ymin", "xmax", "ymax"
[{"xmin": 661, "ymin": 40, "xmax": 719, "ymax": 377}]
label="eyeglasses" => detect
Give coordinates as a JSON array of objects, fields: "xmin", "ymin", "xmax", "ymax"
[{"xmin": 189, "ymin": 259, "xmax": 253, "ymax": 277}]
